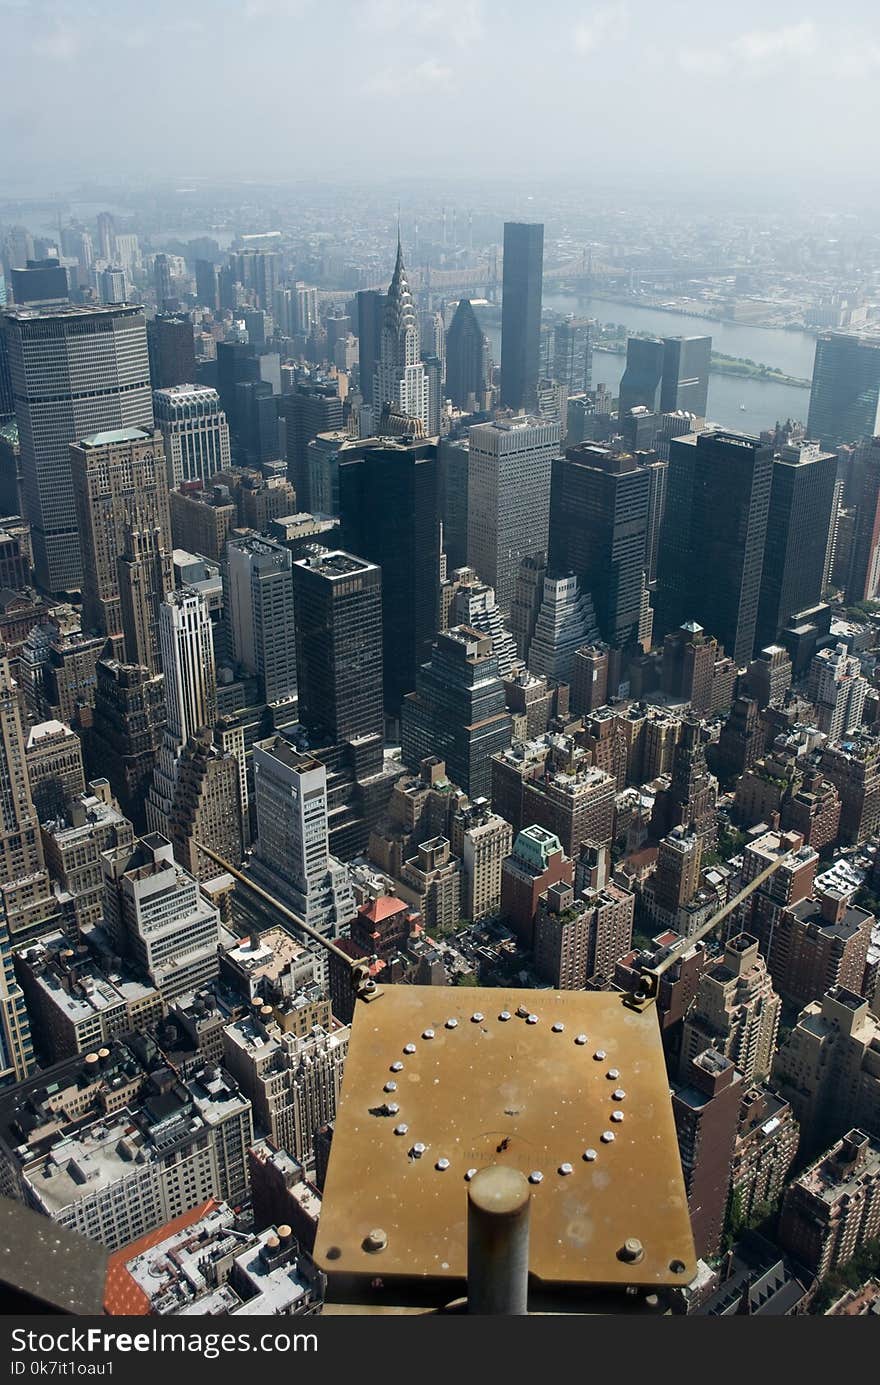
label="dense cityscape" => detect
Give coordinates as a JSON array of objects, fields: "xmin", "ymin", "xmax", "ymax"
[{"xmin": 1, "ymin": 143, "xmax": 880, "ymax": 1322}]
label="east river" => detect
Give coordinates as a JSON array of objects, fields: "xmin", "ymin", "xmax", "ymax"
[{"xmin": 485, "ymin": 292, "xmax": 819, "ymax": 435}]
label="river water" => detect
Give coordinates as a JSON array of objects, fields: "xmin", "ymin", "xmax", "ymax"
[{"xmin": 485, "ymin": 292, "xmax": 818, "ymax": 435}]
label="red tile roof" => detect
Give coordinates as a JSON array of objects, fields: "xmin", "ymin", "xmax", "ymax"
[{"xmin": 359, "ymin": 894, "xmax": 408, "ymax": 923}]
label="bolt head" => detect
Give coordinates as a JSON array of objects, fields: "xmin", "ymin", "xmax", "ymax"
[
  {"xmin": 619, "ymin": 1237, "xmax": 644, "ymax": 1264},
  {"xmin": 363, "ymin": 1228, "xmax": 388, "ymax": 1253}
]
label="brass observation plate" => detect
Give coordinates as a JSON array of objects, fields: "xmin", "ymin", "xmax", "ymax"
[{"xmin": 315, "ymin": 986, "xmax": 696, "ymax": 1288}]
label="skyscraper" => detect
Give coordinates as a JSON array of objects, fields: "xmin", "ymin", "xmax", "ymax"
[
  {"xmin": 146, "ymin": 588, "xmax": 217, "ymax": 836},
  {"xmin": 845, "ymin": 436, "xmax": 880, "ymax": 604},
  {"xmin": 355, "ymin": 289, "xmax": 386, "ymax": 408},
  {"xmin": 659, "ymin": 336, "xmax": 711, "ymax": 417},
  {"xmin": 548, "ymin": 444, "xmax": 650, "ymax": 651},
  {"xmin": 225, "ymin": 536, "xmax": 297, "ymax": 707},
  {"xmin": 195, "ymin": 259, "xmax": 220, "ymax": 312},
  {"xmin": 672, "ymin": 1050, "xmax": 743, "ymax": 1259},
  {"xmin": 371, "ymin": 237, "xmax": 430, "ymax": 435},
  {"xmin": 117, "ymin": 525, "xmax": 171, "ymax": 673},
  {"xmin": 97, "ymin": 268, "xmax": 126, "ymax": 305},
  {"xmin": 445, "ymin": 298, "xmax": 490, "ymax": 411},
  {"xmin": 617, "ymin": 337, "xmax": 664, "ymax": 417},
  {"xmin": 618, "ymin": 335, "xmax": 710, "ymax": 420},
  {"xmin": 159, "ymin": 588, "xmax": 217, "ymax": 749},
  {"xmin": 400, "ymin": 626, "xmax": 513, "ymax": 799},
  {"xmin": 655, "ymin": 430, "xmax": 773, "ymax": 666},
  {"xmin": 3, "ymin": 303, "xmax": 153, "ymax": 591},
  {"xmin": 248, "ymin": 739, "xmax": 356, "ymax": 949},
  {"xmin": 153, "ymin": 254, "xmax": 173, "ymax": 310},
  {"xmin": 338, "ymin": 438, "xmax": 439, "ymax": 720},
  {"xmin": 500, "ymin": 222, "xmax": 544, "ymax": 412},
  {"xmin": 0, "ymin": 654, "xmax": 44, "ymax": 894},
  {"xmin": 467, "ymin": 416, "xmax": 561, "ymax": 617},
  {"xmin": 679, "ymin": 933, "xmax": 781, "ymax": 1086},
  {"xmin": 153, "ymin": 384, "xmax": 231, "ymax": 488},
  {"xmin": 552, "ymin": 318, "xmax": 592, "ymax": 397},
  {"xmin": 291, "ymin": 550, "xmax": 383, "ymax": 752},
  {"xmin": 147, "ymin": 313, "xmax": 196, "ymax": 389},
  {"xmin": 279, "ymin": 382, "xmax": 344, "ymax": 503},
  {"xmin": 807, "ymin": 332, "xmax": 880, "ymax": 449},
  {"xmin": 754, "ymin": 441, "xmax": 837, "ymax": 650},
  {"xmin": 0, "ymin": 655, "xmax": 59, "ymax": 945},
  {"xmin": 70, "ymin": 427, "xmax": 172, "ymax": 640}
]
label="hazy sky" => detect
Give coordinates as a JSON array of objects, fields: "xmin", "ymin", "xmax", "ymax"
[{"xmin": 2, "ymin": 0, "xmax": 879, "ymax": 190}]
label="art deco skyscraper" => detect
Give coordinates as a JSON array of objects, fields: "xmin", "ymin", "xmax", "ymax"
[
  {"xmin": 70, "ymin": 427, "xmax": 172, "ymax": 641},
  {"xmin": 500, "ymin": 222, "xmax": 544, "ymax": 412},
  {"xmin": 159, "ymin": 588, "xmax": 217, "ymax": 748},
  {"xmin": 153, "ymin": 385, "xmax": 231, "ymax": 489},
  {"xmin": 2, "ymin": 303, "xmax": 153, "ymax": 591},
  {"xmin": 373, "ymin": 237, "xmax": 430, "ymax": 435},
  {"xmin": 146, "ymin": 588, "xmax": 217, "ymax": 835}
]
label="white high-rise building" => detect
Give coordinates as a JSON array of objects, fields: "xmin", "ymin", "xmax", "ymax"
[
  {"xmin": 103, "ymin": 833, "xmax": 221, "ymax": 999},
  {"xmin": 809, "ymin": 643, "xmax": 868, "ymax": 741},
  {"xmin": 467, "ymin": 416, "xmax": 561, "ymax": 617},
  {"xmin": 527, "ymin": 573, "xmax": 599, "ymax": 684},
  {"xmin": 374, "ymin": 238, "xmax": 430, "ymax": 436},
  {"xmin": 449, "ymin": 571, "xmax": 521, "ymax": 678},
  {"xmin": 146, "ymin": 588, "xmax": 217, "ymax": 835},
  {"xmin": 153, "ymin": 384, "xmax": 231, "ymax": 488},
  {"xmin": 159, "ymin": 588, "xmax": 216, "ymax": 745},
  {"xmin": 292, "ymin": 282, "xmax": 318, "ymax": 335},
  {"xmin": 248, "ymin": 737, "xmax": 356, "ymax": 984}
]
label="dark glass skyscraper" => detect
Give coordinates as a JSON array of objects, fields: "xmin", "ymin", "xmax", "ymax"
[
  {"xmin": 754, "ymin": 441, "xmax": 837, "ymax": 651},
  {"xmin": 659, "ymin": 336, "xmax": 711, "ymax": 417},
  {"xmin": 355, "ymin": 289, "xmax": 386, "ymax": 408},
  {"xmin": 807, "ymin": 331, "xmax": 880, "ymax": 449},
  {"xmin": 338, "ymin": 438, "xmax": 439, "ymax": 721},
  {"xmin": 500, "ymin": 222, "xmax": 543, "ymax": 412},
  {"xmin": 400, "ymin": 626, "xmax": 512, "ymax": 799},
  {"xmin": 445, "ymin": 298, "xmax": 489, "ymax": 410},
  {"xmin": 655, "ymin": 430, "xmax": 773, "ymax": 667},
  {"xmin": 548, "ymin": 443, "xmax": 649, "ymax": 650},
  {"xmin": 291, "ymin": 550, "xmax": 383, "ymax": 750},
  {"xmin": 617, "ymin": 337, "xmax": 664, "ymax": 417},
  {"xmin": 618, "ymin": 335, "xmax": 710, "ymax": 419},
  {"xmin": 147, "ymin": 313, "xmax": 196, "ymax": 389}
]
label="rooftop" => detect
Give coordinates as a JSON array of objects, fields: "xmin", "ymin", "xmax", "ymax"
[{"xmin": 76, "ymin": 427, "xmax": 152, "ymax": 450}]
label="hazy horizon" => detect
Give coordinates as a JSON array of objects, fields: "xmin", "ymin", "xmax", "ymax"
[{"xmin": 1, "ymin": 0, "xmax": 879, "ymax": 193}]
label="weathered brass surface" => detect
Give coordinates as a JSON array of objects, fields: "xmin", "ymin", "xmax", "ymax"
[{"xmin": 315, "ymin": 986, "xmax": 696, "ymax": 1290}]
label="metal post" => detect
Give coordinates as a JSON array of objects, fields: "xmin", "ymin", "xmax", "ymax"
[{"xmin": 467, "ymin": 1166, "xmax": 531, "ymax": 1315}]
